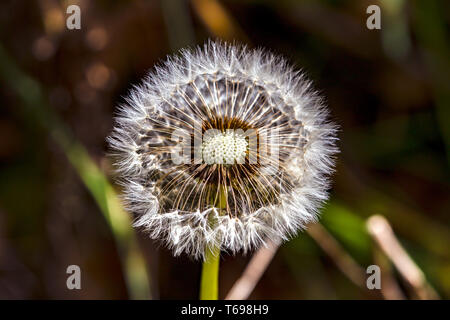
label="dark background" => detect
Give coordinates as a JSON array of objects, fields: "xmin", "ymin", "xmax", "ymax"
[{"xmin": 0, "ymin": 0, "xmax": 449, "ymax": 299}]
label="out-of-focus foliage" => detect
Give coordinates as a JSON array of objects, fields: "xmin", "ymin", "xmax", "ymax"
[{"xmin": 0, "ymin": 0, "xmax": 448, "ymax": 299}]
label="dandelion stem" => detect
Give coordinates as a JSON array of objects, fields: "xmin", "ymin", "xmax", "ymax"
[
  {"xmin": 200, "ymin": 184, "xmax": 226, "ymax": 300},
  {"xmin": 200, "ymin": 245, "xmax": 220, "ymax": 300}
]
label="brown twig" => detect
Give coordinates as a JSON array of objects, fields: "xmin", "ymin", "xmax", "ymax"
[
  {"xmin": 225, "ymin": 240, "xmax": 280, "ymax": 300},
  {"xmin": 306, "ymin": 223, "xmax": 367, "ymax": 288},
  {"xmin": 366, "ymin": 215, "xmax": 439, "ymax": 300},
  {"xmin": 373, "ymin": 245, "xmax": 405, "ymax": 300}
]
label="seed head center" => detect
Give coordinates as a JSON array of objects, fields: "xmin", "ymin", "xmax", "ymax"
[{"xmin": 202, "ymin": 131, "xmax": 248, "ymax": 165}]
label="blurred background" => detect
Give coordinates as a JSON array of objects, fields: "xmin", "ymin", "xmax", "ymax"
[{"xmin": 0, "ymin": 0, "xmax": 449, "ymax": 299}]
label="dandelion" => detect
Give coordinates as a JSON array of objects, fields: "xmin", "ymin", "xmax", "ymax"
[{"xmin": 108, "ymin": 40, "xmax": 337, "ymax": 297}]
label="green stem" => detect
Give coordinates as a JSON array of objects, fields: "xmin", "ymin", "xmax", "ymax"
[
  {"xmin": 200, "ymin": 245, "xmax": 221, "ymax": 300},
  {"xmin": 200, "ymin": 184, "xmax": 227, "ymax": 300}
]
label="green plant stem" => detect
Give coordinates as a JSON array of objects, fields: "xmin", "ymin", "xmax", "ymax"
[
  {"xmin": 200, "ymin": 245, "xmax": 221, "ymax": 300},
  {"xmin": 200, "ymin": 184, "xmax": 227, "ymax": 300}
]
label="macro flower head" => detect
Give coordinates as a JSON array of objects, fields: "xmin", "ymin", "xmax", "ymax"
[{"xmin": 108, "ymin": 40, "xmax": 338, "ymax": 259}]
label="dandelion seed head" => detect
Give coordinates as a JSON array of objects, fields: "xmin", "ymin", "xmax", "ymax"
[
  {"xmin": 108, "ymin": 40, "xmax": 338, "ymax": 259},
  {"xmin": 202, "ymin": 131, "xmax": 248, "ymax": 165}
]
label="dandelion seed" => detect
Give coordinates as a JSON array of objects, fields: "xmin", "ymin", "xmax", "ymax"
[{"xmin": 108, "ymin": 40, "xmax": 338, "ymax": 259}]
